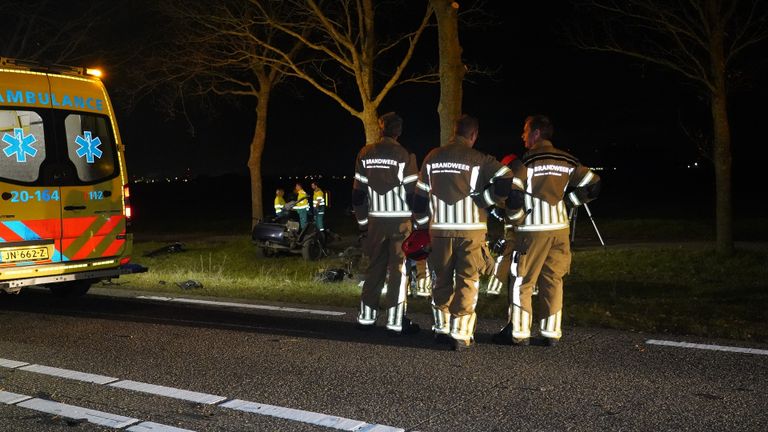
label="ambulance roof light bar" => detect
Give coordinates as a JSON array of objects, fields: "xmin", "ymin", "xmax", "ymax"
[{"xmin": 0, "ymin": 57, "xmax": 103, "ymax": 79}]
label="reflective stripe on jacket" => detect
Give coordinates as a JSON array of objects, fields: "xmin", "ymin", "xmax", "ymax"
[
  {"xmin": 514, "ymin": 141, "xmax": 600, "ymax": 232},
  {"xmin": 294, "ymin": 189, "xmax": 309, "ymax": 210},
  {"xmin": 413, "ymin": 136, "xmax": 521, "ymax": 237},
  {"xmin": 352, "ymin": 137, "xmax": 418, "ymax": 226}
]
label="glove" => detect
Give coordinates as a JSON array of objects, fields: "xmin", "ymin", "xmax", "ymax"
[
  {"xmin": 489, "ymin": 207, "xmax": 504, "ymax": 222},
  {"xmin": 490, "ymin": 238, "xmax": 506, "ymax": 256}
]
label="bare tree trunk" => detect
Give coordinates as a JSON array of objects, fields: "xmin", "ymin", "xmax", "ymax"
[
  {"xmin": 361, "ymin": 106, "xmax": 381, "ymax": 145},
  {"xmin": 711, "ymin": 91, "xmax": 732, "ymax": 255},
  {"xmin": 708, "ymin": 3, "xmax": 733, "ymax": 255},
  {"xmin": 431, "ymin": 0, "xmax": 464, "ymax": 146},
  {"xmin": 248, "ymin": 86, "xmax": 270, "ymax": 228}
]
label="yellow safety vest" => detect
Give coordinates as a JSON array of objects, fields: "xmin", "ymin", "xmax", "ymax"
[
  {"xmin": 294, "ymin": 189, "xmax": 309, "ymax": 210},
  {"xmin": 274, "ymin": 195, "xmax": 286, "ymax": 213},
  {"xmin": 313, "ymin": 189, "xmax": 325, "ymax": 210}
]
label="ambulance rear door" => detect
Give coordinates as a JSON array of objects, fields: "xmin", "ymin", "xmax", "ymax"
[
  {"xmin": 50, "ymin": 76, "xmax": 126, "ymax": 264},
  {"xmin": 0, "ymin": 73, "xmax": 62, "ymax": 271}
]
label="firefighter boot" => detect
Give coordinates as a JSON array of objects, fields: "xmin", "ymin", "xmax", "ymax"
[
  {"xmin": 432, "ymin": 306, "xmax": 452, "ymax": 346},
  {"xmin": 535, "ymin": 311, "xmax": 562, "ymax": 346},
  {"xmin": 450, "ymin": 337, "xmax": 475, "ymax": 351},
  {"xmin": 449, "ymin": 313, "xmax": 477, "ymax": 351},
  {"xmin": 492, "ymin": 322, "xmax": 530, "ymax": 346},
  {"xmin": 386, "ymin": 303, "xmax": 420, "ymax": 336},
  {"xmin": 356, "ymin": 301, "xmax": 378, "ymax": 331}
]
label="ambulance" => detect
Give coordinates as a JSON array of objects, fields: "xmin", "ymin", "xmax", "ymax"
[{"xmin": 0, "ymin": 57, "xmax": 143, "ymax": 297}]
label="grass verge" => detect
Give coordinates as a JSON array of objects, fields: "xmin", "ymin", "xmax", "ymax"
[{"xmin": 111, "ymin": 235, "xmax": 768, "ymax": 343}]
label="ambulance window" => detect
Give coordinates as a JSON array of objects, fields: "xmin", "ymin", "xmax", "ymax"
[
  {"xmin": 0, "ymin": 110, "xmax": 46, "ymax": 183},
  {"xmin": 64, "ymin": 114, "xmax": 116, "ymax": 183}
]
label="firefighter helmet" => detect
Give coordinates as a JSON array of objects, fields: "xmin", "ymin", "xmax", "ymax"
[{"xmin": 402, "ymin": 229, "xmax": 431, "ymax": 261}]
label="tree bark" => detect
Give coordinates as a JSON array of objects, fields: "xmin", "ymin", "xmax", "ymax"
[
  {"xmin": 708, "ymin": 0, "xmax": 733, "ymax": 255},
  {"xmin": 431, "ymin": 0, "xmax": 464, "ymax": 146},
  {"xmin": 711, "ymin": 90, "xmax": 732, "ymax": 255},
  {"xmin": 361, "ymin": 106, "xmax": 381, "ymax": 145},
  {"xmin": 247, "ymin": 85, "xmax": 271, "ymax": 228}
]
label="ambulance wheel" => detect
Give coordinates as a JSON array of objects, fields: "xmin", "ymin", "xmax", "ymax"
[
  {"xmin": 49, "ymin": 280, "xmax": 93, "ymax": 298},
  {"xmin": 302, "ymin": 239, "xmax": 323, "ymax": 261}
]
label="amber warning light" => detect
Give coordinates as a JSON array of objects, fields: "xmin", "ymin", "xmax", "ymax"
[
  {"xmin": 86, "ymin": 68, "xmax": 103, "ymax": 78},
  {"xmin": 124, "ymin": 186, "xmax": 132, "ymax": 220}
]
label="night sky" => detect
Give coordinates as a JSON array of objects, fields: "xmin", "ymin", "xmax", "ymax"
[{"xmin": 109, "ymin": 1, "xmax": 764, "ymax": 214}]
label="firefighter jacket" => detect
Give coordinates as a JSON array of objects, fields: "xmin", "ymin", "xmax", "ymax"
[
  {"xmin": 294, "ymin": 189, "xmax": 309, "ymax": 210},
  {"xmin": 313, "ymin": 188, "xmax": 326, "ymax": 214},
  {"xmin": 513, "ymin": 140, "xmax": 601, "ymax": 232},
  {"xmin": 274, "ymin": 195, "xmax": 286, "ymax": 214},
  {"xmin": 413, "ymin": 136, "xmax": 524, "ymax": 238},
  {"xmin": 352, "ymin": 136, "xmax": 419, "ymax": 227}
]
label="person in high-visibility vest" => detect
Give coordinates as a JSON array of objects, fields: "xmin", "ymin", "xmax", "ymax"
[
  {"xmin": 293, "ymin": 183, "xmax": 310, "ymax": 229},
  {"xmin": 493, "ymin": 114, "xmax": 601, "ymax": 347},
  {"xmin": 311, "ymin": 181, "xmax": 326, "ymax": 231},
  {"xmin": 274, "ymin": 188, "xmax": 286, "ymax": 218},
  {"xmin": 412, "ymin": 114, "xmax": 525, "ymax": 351},
  {"xmin": 352, "ymin": 112, "xmax": 420, "ymax": 336}
]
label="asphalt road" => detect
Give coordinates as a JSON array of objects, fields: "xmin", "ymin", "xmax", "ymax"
[{"xmin": 1, "ymin": 287, "xmax": 766, "ymax": 432}]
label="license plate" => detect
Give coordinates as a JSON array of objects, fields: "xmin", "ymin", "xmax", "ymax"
[{"xmin": 0, "ymin": 247, "xmax": 50, "ymax": 263}]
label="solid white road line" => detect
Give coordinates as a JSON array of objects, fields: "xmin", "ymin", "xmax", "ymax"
[
  {"xmin": 19, "ymin": 364, "xmax": 119, "ymax": 385},
  {"xmin": 137, "ymin": 295, "xmax": 346, "ymax": 316},
  {"xmin": 220, "ymin": 399, "xmax": 405, "ymax": 432},
  {"xmin": 126, "ymin": 421, "xmax": 197, "ymax": 432},
  {"xmin": 646, "ymin": 339, "xmax": 768, "ymax": 356},
  {"xmin": 109, "ymin": 380, "xmax": 227, "ymax": 405},
  {"xmin": 0, "ymin": 358, "xmax": 28, "ymax": 369},
  {"xmin": 16, "ymin": 397, "xmax": 140, "ymax": 428}
]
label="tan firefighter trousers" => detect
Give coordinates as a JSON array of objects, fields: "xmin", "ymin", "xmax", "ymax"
[
  {"xmin": 508, "ymin": 228, "xmax": 571, "ymax": 340},
  {"xmin": 360, "ymin": 218, "xmax": 410, "ymax": 312},
  {"xmin": 428, "ymin": 234, "xmax": 486, "ymax": 340}
]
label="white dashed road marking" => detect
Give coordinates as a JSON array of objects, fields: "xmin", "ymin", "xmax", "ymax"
[
  {"xmin": 109, "ymin": 380, "xmax": 227, "ymax": 405},
  {"xmin": 1, "ymin": 357, "xmax": 403, "ymax": 431},
  {"xmin": 645, "ymin": 339, "xmax": 768, "ymax": 356},
  {"xmin": 0, "ymin": 358, "xmax": 28, "ymax": 369},
  {"xmin": 0, "ymin": 391, "xmax": 31, "ymax": 405},
  {"xmin": 137, "ymin": 295, "xmax": 346, "ymax": 316},
  {"xmin": 221, "ymin": 399, "xmax": 404, "ymax": 432},
  {"xmin": 1, "ymin": 391, "xmax": 196, "ymax": 431},
  {"xmin": 126, "ymin": 421, "xmax": 197, "ymax": 432},
  {"xmin": 20, "ymin": 364, "xmax": 119, "ymax": 384},
  {"xmin": 0, "ymin": 391, "xmax": 140, "ymax": 429}
]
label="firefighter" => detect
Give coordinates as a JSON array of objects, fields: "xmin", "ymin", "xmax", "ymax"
[
  {"xmin": 412, "ymin": 114, "xmax": 524, "ymax": 350},
  {"xmin": 486, "ymin": 153, "xmax": 524, "ymax": 296},
  {"xmin": 493, "ymin": 115, "xmax": 601, "ymax": 347},
  {"xmin": 310, "ymin": 181, "xmax": 326, "ymax": 231},
  {"xmin": 352, "ymin": 112, "xmax": 420, "ymax": 335},
  {"xmin": 293, "ymin": 182, "xmax": 310, "ymax": 229},
  {"xmin": 274, "ymin": 188, "xmax": 287, "ymax": 218}
]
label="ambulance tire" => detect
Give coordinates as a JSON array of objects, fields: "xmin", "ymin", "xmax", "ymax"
[
  {"xmin": 302, "ymin": 239, "xmax": 323, "ymax": 261},
  {"xmin": 49, "ymin": 280, "xmax": 93, "ymax": 298}
]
